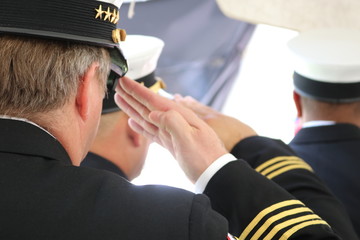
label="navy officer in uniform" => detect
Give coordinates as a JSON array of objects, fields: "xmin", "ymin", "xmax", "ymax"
[
  {"xmin": 81, "ymin": 34, "xmax": 167, "ymax": 180},
  {"xmin": 174, "ymin": 95, "xmax": 359, "ymax": 240},
  {"xmin": 288, "ymin": 29, "xmax": 360, "ymax": 235},
  {"xmin": 0, "ymin": 0, "xmax": 355, "ymax": 239}
]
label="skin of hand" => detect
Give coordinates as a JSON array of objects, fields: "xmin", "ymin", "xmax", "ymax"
[
  {"xmin": 174, "ymin": 95, "xmax": 257, "ymax": 152},
  {"xmin": 114, "ymin": 77, "xmax": 228, "ymax": 183}
]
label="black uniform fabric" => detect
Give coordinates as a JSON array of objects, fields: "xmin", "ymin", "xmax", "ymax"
[
  {"xmin": 229, "ymin": 136, "xmax": 359, "ymax": 240},
  {"xmin": 0, "ymin": 119, "xmax": 227, "ymax": 239},
  {"xmin": 290, "ymin": 123, "xmax": 360, "ymax": 236},
  {"xmin": 0, "ymin": 118, "xmax": 342, "ymax": 239},
  {"xmin": 82, "ymin": 152, "xmax": 126, "ymax": 178}
]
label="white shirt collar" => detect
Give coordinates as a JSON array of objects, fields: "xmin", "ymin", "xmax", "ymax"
[
  {"xmin": 302, "ymin": 120, "xmax": 336, "ymax": 128},
  {"xmin": 0, "ymin": 115, "xmax": 56, "ymax": 139}
]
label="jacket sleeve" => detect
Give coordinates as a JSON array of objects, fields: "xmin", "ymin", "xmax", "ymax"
[
  {"xmin": 188, "ymin": 194, "xmax": 229, "ymax": 240},
  {"xmin": 203, "ymin": 139, "xmax": 344, "ymax": 239},
  {"xmin": 225, "ymin": 136, "xmax": 357, "ymax": 240}
]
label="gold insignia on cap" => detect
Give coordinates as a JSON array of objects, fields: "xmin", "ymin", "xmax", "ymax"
[
  {"xmin": 115, "ymin": 11, "xmax": 120, "ymax": 24},
  {"xmin": 112, "ymin": 29, "xmax": 127, "ymax": 43},
  {"xmin": 95, "ymin": 5, "xmax": 104, "ymax": 19},
  {"xmin": 111, "ymin": 9, "xmax": 120, "ymax": 24},
  {"xmin": 104, "ymin": 7, "xmax": 112, "ymax": 21},
  {"xmin": 95, "ymin": 5, "xmax": 120, "ymax": 25},
  {"xmin": 149, "ymin": 78, "xmax": 167, "ymax": 93},
  {"xmin": 120, "ymin": 29, "xmax": 126, "ymax": 41}
]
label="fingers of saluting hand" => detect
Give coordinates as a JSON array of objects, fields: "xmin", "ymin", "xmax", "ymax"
[
  {"xmin": 114, "ymin": 77, "xmax": 206, "ymax": 147},
  {"xmin": 114, "ymin": 78, "xmax": 158, "ymax": 138},
  {"xmin": 114, "ymin": 77, "xmax": 187, "ymax": 143},
  {"xmin": 115, "ymin": 76, "xmax": 171, "ymax": 112},
  {"xmin": 115, "ymin": 77, "xmax": 200, "ymax": 130},
  {"xmin": 148, "ymin": 110, "xmax": 192, "ymax": 142},
  {"xmin": 127, "ymin": 113, "xmax": 178, "ymax": 155},
  {"xmin": 174, "ymin": 95, "xmax": 215, "ymax": 119},
  {"xmin": 114, "ymin": 77, "xmax": 228, "ymax": 182}
]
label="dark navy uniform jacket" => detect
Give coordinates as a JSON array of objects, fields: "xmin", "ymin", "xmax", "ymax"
[
  {"xmin": 231, "ymin": 136, "xmax": 358, "ymax": 240},
  {"xmin": 0, "ymin": 118, "xmax": 346, "ymax": 239},
  {"xmin": 290, "ymin": 123, "xmax": 360, "ymax": 236},
  {"xmin": 82, "ymin": 152, "xmax": 127, "ymax": 179}
]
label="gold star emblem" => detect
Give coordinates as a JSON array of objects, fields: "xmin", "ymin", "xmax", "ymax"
[
  {"xmin": 114, "ymin": 10, "xmax": 120, "ymax": 24},
  {"xmin": 104, "ymin": 7, "xmax": 112, "ymax": 22},
  {"xmin": 111, "ymin": 9, "xmax": 119, "ymax": 24},
  {"xmin": 95, "ymin": 5, "xmax": 104, "ymax": 19}
]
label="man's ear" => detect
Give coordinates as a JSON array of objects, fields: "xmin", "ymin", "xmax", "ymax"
[
  {"xmin": 122, "ymin": 114, "xmax": 142, "ymax": 147},
  {"xmin": 128, "ymin": 126, "xmax": 142, "ymax": 147},
  {"xmin": 76, "ymin": 63, "xmax": 99, "ymax": 121},
  {"xmin": 293, "ymin": 91, "xmax": 303, "ymax": 118}
]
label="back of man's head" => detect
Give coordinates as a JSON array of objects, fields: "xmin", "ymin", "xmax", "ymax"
[
  {"xmin": 288, "ymin": 29, "xmax": 360, "ymax": 124},
  {"xmin": 0, "ymin": 0, "xmax": 128, "ymax": 120},
  {"xmin": 0, "ymin": 0, "xmax": 128, "ymax": 164},
  {"xmin": 0, "ymin": 36, "xmax": 109, "ymax": 120},
  {"xmin": 300, "ymin": 96, "xmax": 360, "ymax": 123}
]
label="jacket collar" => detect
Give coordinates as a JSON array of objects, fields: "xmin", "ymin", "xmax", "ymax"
[
  {"xmin": 82, "ymin": 152, "xmax": 127, "ymax": 179},
  {"xmin": 0, "ymin": 118, "xmax": 72, "ymax": 165},
  {"xmin": 292, "ymin": 123, "xmax": 360, "ymax": 144}
]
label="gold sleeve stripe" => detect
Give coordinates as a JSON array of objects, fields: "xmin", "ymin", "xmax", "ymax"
[
  {"xmin": 255, "ymin": 156, "xmax": 313, "ymax": 179},
  {"xmin": 239, "ymin": 200, "xmax": 304, "ymax": 239},
  {"xmin": 255, "ymin": 156, "xmax": 302, "ymax": 172},
  {"xmin": 259, "ymin": 160, "xmax": 308, "ymax": 176},
  {"xmin": 250, "ymin": 207, "xmax": 313, "ymax": 240},
  {"xmin": 279, "ymin": 220, "xmax": 330, "ymax": 240},
  {"xmin": 264, "ymin": 214, "xmax": 327, "ymax": 239},
  {"xmin": 266, "ymin": 164, "xmax": 314, "ymax": 180}
]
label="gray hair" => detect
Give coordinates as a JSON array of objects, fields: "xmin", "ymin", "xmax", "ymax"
[{"xmin": 0, "ymin": 35, "xmax": 110, "ymax": 118}]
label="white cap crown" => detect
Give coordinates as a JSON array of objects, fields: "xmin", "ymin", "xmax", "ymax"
[
  {"xmin": 121, "ymin": 35, "xmax": 165, "ymax": 80},
  {"xmin": 288, "ymin": 28, "xmax": 360, "ymax": 83},
  {"xmin": 287, "ymin": 28, "xmax": 360, "ymax": 102},
  {"xmin": 97, "ymin": 0, "xmax": 124, "ymax": 8}
]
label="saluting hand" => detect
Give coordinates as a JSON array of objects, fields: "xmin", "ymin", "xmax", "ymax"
[{"xmin": 114, "ymin": 77, "xmax": 227, "ymax": 183}]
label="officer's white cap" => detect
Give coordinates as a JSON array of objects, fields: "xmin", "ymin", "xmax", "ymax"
[
  {"xmin": 121, "ymin": 35, "xmax": 165, "ymax": 80},
  {"xmin": 287, "ymin": 28, "xmax": 360, "ymax": 102},
  {"xmin": 98, "ymin": 0, "xmax": 124, "ymax": 7}
]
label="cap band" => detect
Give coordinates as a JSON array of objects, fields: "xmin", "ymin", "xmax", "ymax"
[
  {"xmin": 136, "ymin": 72, "xmax": 157, "ymax": 88},
  {"xmin": 293, "ymin": 72, "xmax": 360, "ymax": 103},
  {"xmin": 0, "ymin": 0, "xmax": 118, "ymax": 47},
  {"xmin": 102, "ymin": 90, "xmax": 119, "ymax": 114}
]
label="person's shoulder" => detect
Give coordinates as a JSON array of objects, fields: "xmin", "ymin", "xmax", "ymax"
[
  {"xmin": 70, "ymin": 166, "xmax": 228, "ymax": 240},
  {"xmin": 70, "ymin": 165, "xmax": 202, "ymax": 210}
]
